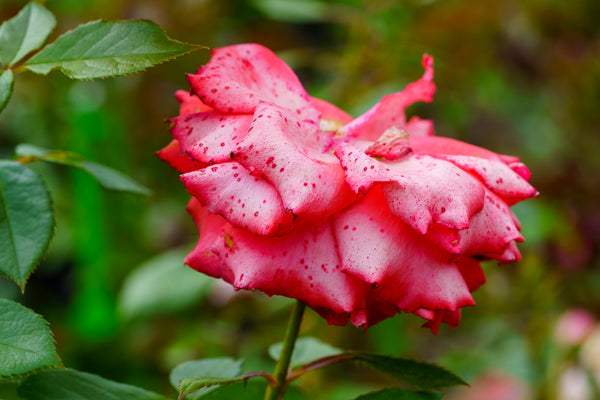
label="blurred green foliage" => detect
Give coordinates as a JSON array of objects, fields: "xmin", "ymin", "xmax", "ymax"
[{"xmin": 1, "ymin": 0, "xmax": 599, "ymax": 399}]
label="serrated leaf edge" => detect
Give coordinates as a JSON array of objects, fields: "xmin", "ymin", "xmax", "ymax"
[
  {"xmin": 0, "ymin": 163, "xmax": 56, "ymax": 291},
  {"xmin": 0, "ymin": 300, "xmax": 64, "ymax": 380},
  {"xmin": 24, "ymin": 18, "xmax": 205, "ymax": 80}
]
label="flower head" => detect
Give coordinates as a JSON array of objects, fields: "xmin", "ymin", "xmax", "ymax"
[{"xmin": 159, "ymin": 43, "xmax": 537, "ymax": 333}]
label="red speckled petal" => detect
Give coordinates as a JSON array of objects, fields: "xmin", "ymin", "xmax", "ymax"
[
  {"xmin": 187, "ymin": 44, "xmax": 320, "ymax": 123},
  {"xmin": 336, "ymin": 142, "xmax": 486, "ymax": 234},
  {"xmin": 334, "ymin": 188, "xmax": 475, "ymax": 314},
  {"xmin": 458, "ymin": 190, "xmax": 524, "ymax": 261},
  {"xmin": 426, "ymin": 190, "xmax": 524, "ymax": 262},
  {"xmin": 234, "ymin": 103, "xmax": 356, "ymax": 221},
  {"xmin": 181, "ymin": 162, "xmax": 294, "ymax": 236},
  {"xmin": 339, "ymin": 54, "xmax": 436, "ymax": 141},
  {"xmin": 175, "ymin": 90, "xmax": 213, "ymax": 115},
  {"xmin": 156, "ymin": 139, "xmax": 206, "ymax": 173},
  {"xmin": 334, "ymin": 141, "xmax": 395, "ymax": 193},
  {"xmin": 436, "ymin": 155, "xmax": 538, "ymax": 205},
  {"xmin": 184, "ymin": 198, "xmax": 233, "ymax": 282},
  {"xmin": 170, "ymin": 111, "xmax": 252, "ymax": 164},
  {"xmin": 212, "ymin": 221, "xmax": 369, "ymax": 315}
]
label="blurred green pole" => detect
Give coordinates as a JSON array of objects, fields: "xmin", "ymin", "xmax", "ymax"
[{"xmin": 66, "ymin": 82, "xmax": 119, "ymax": 341}]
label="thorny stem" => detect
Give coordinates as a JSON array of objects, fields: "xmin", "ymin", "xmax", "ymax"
[{"xmin": 263, "ymin": 300, "xmax": 306, "ymax": 400}]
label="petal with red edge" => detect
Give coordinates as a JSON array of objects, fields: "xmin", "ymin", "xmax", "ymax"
[
  {"xmin": 416, "ymin": 308, "xmax": 462, "ymax": 334},
  {"xmin": 175, "ymin": 90, "xmax": 213, "ymax": 115},
  {"xmin": 334, "ymin": 141, "xmax": 395, "ymax": 193},
  {"xmin": 171, "ymin": 111, "xmax": 252, "ymax": 164},
  {"xmin": 234, "ymin": 103, "xmax": 356, "ymax": 221},
  {"xmin": 457, "ymin": 190, "xmax": 524, "ymax": 261},
  {"xmin": 212, "ymin": 221, "xmax": 368, "ymax": 315},
  {"xmin": 336, "ymin": 144, "xmax": 486, "ymax": 234},
  {"xmin": 436, "ymin": 154, "xmax": 538, "ymax": 204},
  {"xmin": 410, "ymin": 135, "xmax": 504, "ymax": 160},
  {"xmin": 334, "ymin": 187, "xmax": 475, "ymax": 314},
  {"xmin": 181, "ymin": 162, "xmax": 294, "ymax": 236},
  {"xmin": 425, "ymin": 189, "xmax": 523, "ymax": 261},
  {"xmin": 156, "ymin": 139, "xmax": 206, "ymax": 173},
  {"xmin": 187, "ymin": 44, "xmax": 320, "ymax": 123},
  {"xmin": 184, "ymin": 198, "xmax": 233, "ymax": 282}
]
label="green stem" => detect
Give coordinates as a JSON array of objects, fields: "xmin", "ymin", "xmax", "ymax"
[{"xmin": 264, "ymin": 300, "xmax": 306, "ymax": 400}]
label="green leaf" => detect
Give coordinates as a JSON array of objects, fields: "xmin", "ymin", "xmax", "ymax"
[
  {"xmin": 119, "ymin": 250, "xmax": 214, "ymax": 319},
  {"xmin": 202, "ymin": 381, "xmax": 308, "ymax": 400},
  {"xmin": 354, "ymin": 388, "xmax": 444, "ymax": 400},
  {"xmin": 0, "ymin": 161, "xmax": 54, "ymax": 288},
  {"xmin": 0, "ymin": 2, "xmax": 56, "ymax": 67},
  {"xmin": 355, "ymin": 353, "xmax": 466, "ymax": 391},
  {"xmin": 0, "ymin": 298, "xmax": 61, "ymax": 378},
  {"xmin": 18, "ymin": 369, "xmax": 167, "ymax": 400},
  {"xmin": 15, "ymin": 144, "xmax": 151, "ymax": 195},
  {"xmin": 269, "ymin": 337, "xmax": 342, "ymax": 368},
  {"xmin": 170, "ymin": 358, "xmax": 242, "ymax": 399},
  {"xmin": 178, "ymin": 376, "xmax": 244, "ymax": 400},
  {"xmin": 24, "ymin": 19, "xmax": 202, "ymax": 79},
  {"xmin": 250, "ymin": 0, "xmax": 328, "ymax": 23},
  {"xmin": 0, "ymin": 69, "xmax": 14, "ymax": 113}
]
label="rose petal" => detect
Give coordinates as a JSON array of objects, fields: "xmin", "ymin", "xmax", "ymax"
[
  {"xmin": 436, "ymin": 155, "xmax": 538, "ymax": 204},
  {"xmin": 334, "ymin": 188, "xmax": 475, "ymax": 314},
  {"xmin": 338, "ymin": 54, "xmax": 436, "ymax": 141},
  {"xmin": 336, "ymin": 142, "xmax": 486, "ymax": 234},
  {"xmin": 234, "ymin": 102, "xmax": 356, "ymax": 222},
  {"xmin": 365, "ymin": 127, "xmax": 413, "ymax": 160},
  {"xmin": 405, "ymin": 116, "xmax": 435, "ymax": 136},
  {"xmin": 181, "ymin": 162, "xmax": 294, "ymax": 236},
  {"xmin": 184, "ymin": 198, "xmax": 233, "ymax": 282},
  {"xmin": 156, "ymin": 139, "xmax": 206, "ymax": 173},
  {"xmin": 416, "ymin": 309, "xmax": 462, "ymax": 334},
  {"xmin": 187, "ymin": 43, "xmax": 320, "ymax": 123},
  {"xmin": 459, "ymin": 190, "xmax": 524, "ymax": 261},
  {"xmin": 425, "ymin": 190, "xmax": 524, "ymax": 261},
  {"xmin": 311, "ymin": 96, "xmax": 353, "ymax": 124},
  {"xmin": 175, "ymin": 89, "xmax": 213, "ymax": 115},
  {"xmin": 211, "ymin": 221, "xmax": 368, "ymax": 314},
  {"xmin": 170, "ymin": 111, "xmax": 252, "ymax": 164},
  {"xmin": 410, "ymin": 135, "xmax": 504, "ymax": 161}
]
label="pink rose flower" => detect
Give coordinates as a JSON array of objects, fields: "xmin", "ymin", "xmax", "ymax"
[{"xmin": 159, "ymin": 43, "xmax": 537, "ymax": 333}]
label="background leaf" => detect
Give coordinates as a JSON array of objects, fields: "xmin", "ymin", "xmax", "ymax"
[
  {"xmin": 353, "ymin": 388, "xmax": 444, "ymax": 400},
  {"xmin": 24, "ymin": 19, "xmax": 201, "ymax": 79},
  {"xmin": 201, "ymin": 381, "xmax": 308, "ymax": 400},
  {"xmin": 170, "ymin": 357, "xmax": 242, "ymax": 399},
  {"xmin": 354, "ymin": 354, "xmax": 466, "ymax": 391},
  {"xmin": 0, "ymin": 69, "xmax": 14, "ymax": 113},
  {"xmin": 15, "ymin": 144, "xmax": 150, "ymax": 195},
  {"xmin": 17, "ymin": 369, "xmax": 168, "ymax": 400},
  {"xmin": 178, "ymin": 376, "xmax": 244, "ymax": 400},
  {"xmin": 119, "ymin": 250, "xmax": 215, "ymax": 319},
  {"xmin": 0, "ymin": 2, "xmax": 56, "ymax": 67},
  {"xmin": 0, "ymin": 298, "xmax": 61, "ymax": 378},
  {"xmin": 269, "ymin": 337, "xmax": 342, "ymax": 367},
  {"xmin": 0, "ymin": 161, "xmax": 54, "ymax": 288}
]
